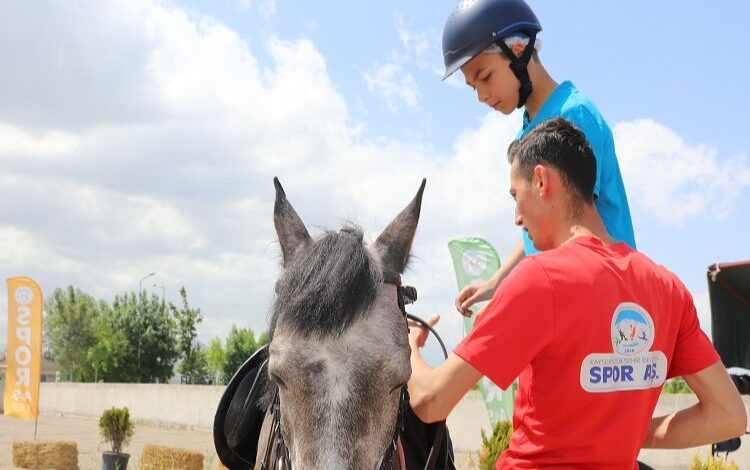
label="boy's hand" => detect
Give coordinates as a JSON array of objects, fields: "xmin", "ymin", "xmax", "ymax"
[
  {"xmin": 455, "ymin": 279, "xmax": 495, "ymax": 317},
  {"xmin": 408, "ymin": 313, "xmax": 440, "ymax": 349}
]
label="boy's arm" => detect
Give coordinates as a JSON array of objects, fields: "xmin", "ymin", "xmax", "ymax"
[
  {"xmin": 455, "ymin": 239, "xmax": 525, "ymax": 317},
  {"xmin": 642, "ymin": 361, "xmax": 747, "ymax": 448}
]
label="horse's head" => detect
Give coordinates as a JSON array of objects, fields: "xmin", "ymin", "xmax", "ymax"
[{"xmin": 266, "ymin": 177, "xmax": 425, "ymax": 469}]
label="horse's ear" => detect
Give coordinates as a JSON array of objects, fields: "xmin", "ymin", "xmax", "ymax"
[
  {"xmin": 374, "ymin": 179, "xmax": 426, "ymax": 274},
  {"xmin": 274, "ymin": 177, "xmax": 312, "ymax": 268}
]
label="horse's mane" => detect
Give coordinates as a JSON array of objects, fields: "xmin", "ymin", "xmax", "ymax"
[{"xmin": 269, "ymin": 224, "xmax": 380, "ymax": 342}]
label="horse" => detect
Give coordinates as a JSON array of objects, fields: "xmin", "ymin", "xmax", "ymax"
[{"xmin": 215, "ymin": 177, "xmax": 453, "ymax": 469}]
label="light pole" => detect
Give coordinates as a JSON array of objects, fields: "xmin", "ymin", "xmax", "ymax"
[{"xmin": 137, "ymin": 272, "xmax": 156, "ymax": 381}]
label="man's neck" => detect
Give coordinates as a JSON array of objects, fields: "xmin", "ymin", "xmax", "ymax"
[
  {"xmin": 553, "ymin": 204, "xmax": 616, "ymax": 248},
  {"xmin": 524, "ymin": 65, "xmax": 558, "ymax": 121}
]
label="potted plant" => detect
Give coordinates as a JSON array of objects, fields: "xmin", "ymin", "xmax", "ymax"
[{"xmin": 99, "ymin": 406, "xmax": 135, "ymax": 470}]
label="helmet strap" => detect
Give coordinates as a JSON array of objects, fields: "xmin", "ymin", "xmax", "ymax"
[{"xmin": 497, "ymin": 31, "xmax": 537, "ymax": 109}]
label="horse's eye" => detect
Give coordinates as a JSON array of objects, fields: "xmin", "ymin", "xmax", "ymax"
[{"xmin": 271, "ymin": 372, "xmax": 287, "ymax": 389}]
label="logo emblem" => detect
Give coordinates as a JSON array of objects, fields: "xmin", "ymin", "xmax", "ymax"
[
  {"xmin": 611, "ymin": 303, "xmax": 654, "ymax": 355},
  {"xmin": 15, "ymin": 286, "xmax": 34, "ymax": 305},
  {"xmin": 461, "ymin": 250, "xmax": 487, "ymax": 277},
  {"xmin": 580, "ymin": 302, "xmax": 666, "ymax": 393}
]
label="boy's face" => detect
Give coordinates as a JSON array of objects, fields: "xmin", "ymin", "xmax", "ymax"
[{"xmin": 461, "ymin": 53, "xmax": 520, "ymax": 115}]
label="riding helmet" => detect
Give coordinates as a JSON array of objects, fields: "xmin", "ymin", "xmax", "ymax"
[{"xmin": 442, "ymin": 0, "xmax": 542, "ymax": 107}]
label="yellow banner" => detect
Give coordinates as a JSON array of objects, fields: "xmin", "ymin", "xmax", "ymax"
[{"xmin": 4, "ymin": 277, "xmax": 43, "ymax": 419}]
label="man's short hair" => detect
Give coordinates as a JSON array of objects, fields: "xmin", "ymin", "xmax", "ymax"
[{"xmin": 507, "ymin": 117, "xmax": 597, "ymax": 204}]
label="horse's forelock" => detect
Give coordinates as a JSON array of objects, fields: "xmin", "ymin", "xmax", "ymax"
[{"xmin": 269, "ymin": 224, "xmax": 380, "ymax": 342}]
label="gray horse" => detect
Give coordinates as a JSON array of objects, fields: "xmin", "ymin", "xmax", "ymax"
[{"xmin": 255, "ymin": 177, "xmax": 426, "ymax": 469}]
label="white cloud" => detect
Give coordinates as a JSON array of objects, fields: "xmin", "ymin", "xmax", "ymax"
[
  {"xmin": 0, "ymin": 226, "xmax": 83, "ymax": 273},
  {"xmin": 0, "ymin": 0, "xmax": 744, "ymax": 359},
  {"xmin": 258, "ymin": 0, "xmax": 277, "ymax": 19},
  {"xmin": 615, "ymin": 119, "xmax": 750, "ymax": 225},
  {"xmin": 0, "ymin": 124, "xmax": 78, "ymax": 157},
  {"xmin": 361, "ymin": 13, "xmax": 446, "ymax": 112},
  {"xmin": 238, "ymin": 0, "xmax": 277, "ymax": 19},
  {"xmin": 363, "ymin": 62, "xmax": 420, "ymax": 113},
  {"xmin": 0, "ymin": 0, "xmax": 517, "ymax": 348},
  {"xmin": 395, "ymin": 13, "xmax": 444, "ymax": 77}
]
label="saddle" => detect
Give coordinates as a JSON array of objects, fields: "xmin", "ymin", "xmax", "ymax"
[
  {"xmin": 214, "ymin": 345, "xmax": 270, "ymax": 468},
  {"xmin": 214, "ymin": 345, "xmax": 456, "ymax": 469}
]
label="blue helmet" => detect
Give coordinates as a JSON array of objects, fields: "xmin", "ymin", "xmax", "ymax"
[{"xmin": 442, "ymin": 0, "xmax": 542, "ymax": 107}]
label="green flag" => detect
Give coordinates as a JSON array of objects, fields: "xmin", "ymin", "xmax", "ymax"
[{"xmin": 447, "ymin": 237, "xmax": 516, "ymax": 423}]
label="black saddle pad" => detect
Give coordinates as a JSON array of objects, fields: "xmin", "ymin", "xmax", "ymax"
[
  {"xmin": 400, "ymin": 406, "xmax": 456, "ymax": 470},
  {"xmin": 214, "ymin": 345, "xmax": 269, "ymax": 470}
]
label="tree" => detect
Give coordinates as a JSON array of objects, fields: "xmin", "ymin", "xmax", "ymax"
[
  {"xmin": 108, "ymin": 291, "xmax": 179, "ymax": 383},
  {"xmin": 204, "ymin": 337, "xmax": 226, "ymax": 385},
  {"xmin": 220, "ymin": 325, "xmax": 261, "ymax": 384},
  {"xmin": 44, "ymin": 286, "xmax": 101, "ymax": 381},
  {"xmin": 170, "ymin": 287, "xmax": 209, "ymax": 384},
  {"xmin": 86, "ymin": 308, "xmax": 128, "ymax": 382}
]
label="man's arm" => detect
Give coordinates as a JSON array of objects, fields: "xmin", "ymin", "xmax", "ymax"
[
  {"xmin": 642, "ymin": 361, "xmax": 747, "ymax": 448},
  {"xmin": 407, "ymin": 319, "xmax": 483, "ymax": 423},
  {"xmin": 455, "ymin": 239, "xmax": 525, "ymax": 317}
]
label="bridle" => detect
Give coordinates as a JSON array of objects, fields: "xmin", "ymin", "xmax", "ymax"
[{"xmin": 258, "ymin": 270, "xmax": 449, "ymax": 470}]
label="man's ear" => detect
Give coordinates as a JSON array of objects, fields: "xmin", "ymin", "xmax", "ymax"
[{"xmin": 533, "ymin": 165, "xmax": 549, "ymax": 196}]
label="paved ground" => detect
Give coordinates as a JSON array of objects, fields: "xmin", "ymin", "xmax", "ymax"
[{"xmin": 0, "ymin": 413, "xmax": 478, "ymax": 469}]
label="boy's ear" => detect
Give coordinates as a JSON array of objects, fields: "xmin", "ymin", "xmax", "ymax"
[{"xmin": 511, "ymin": 42, "xmax": 526, "ymax": 59}]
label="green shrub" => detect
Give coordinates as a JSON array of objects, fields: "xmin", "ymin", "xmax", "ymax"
[
  {"xmin": 99, "ymin": 406, "xmax": 134, "ymax": 454},
  {"xmin": 478, "ymin": 420, "xmax": 513, "ymax": 470},
  {"xmin": 663, "ymin": 377, "xmax": 692, "ymax": 393},
  {"xmin": 688, "ymin": 451, "xmax": 739, "ymax": 470}
]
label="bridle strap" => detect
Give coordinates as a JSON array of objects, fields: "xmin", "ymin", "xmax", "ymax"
[
  {"xmin": 424, "ymin": 422, "xmax": 446, "ymax": 469},
  {"xmin": 395, "ymin": 435, "xmax": 406, "ymax": 470},
  {"xmin": 259, "ymin": 390, "xmax": 291, "ymax": 470}
]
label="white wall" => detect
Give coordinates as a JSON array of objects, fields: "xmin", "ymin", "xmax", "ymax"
[
  {"xmin": 37, "ymin": 383, "xmax": 749, "ymax": 468},
  {"xmin": 39, "ymin": 382, "xmax": 224, "ymax": 429}
]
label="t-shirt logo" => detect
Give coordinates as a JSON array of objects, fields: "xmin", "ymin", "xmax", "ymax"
[
  {"xmin": 612, "ymin": 303, "xmax": 653, "ymax": 355},
  {"xmin": 580, "ymin": 302, "xmax": 667, "ymax": 393}
]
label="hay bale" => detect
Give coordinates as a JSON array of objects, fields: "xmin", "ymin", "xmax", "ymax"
[
  {"xmin": 12, "ymin": 440, "xmax": 78, "ymax": 470},
  {"xmin": 139, "ymin": 444, "xmax": 204, "ymax": 470}
]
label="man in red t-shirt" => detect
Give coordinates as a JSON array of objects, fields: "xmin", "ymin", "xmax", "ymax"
[{"xmin": 407, "ymin": 117, "xmax": 747, "ymax": 469}]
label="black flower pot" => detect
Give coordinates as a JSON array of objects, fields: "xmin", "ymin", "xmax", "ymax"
[{"xmin": 102, "ymin": 451, "xmax": 130, "ymax": 470}]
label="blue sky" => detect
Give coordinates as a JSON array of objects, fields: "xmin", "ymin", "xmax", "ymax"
[
  {"xmin": 0, "ymin": 0, "xmax": 748, "ymax": 362},
  {"xmin": 179, "ymin": 0, "xmax": 750, "ymax": 287},
  {"xmin": 184, "ymin": 0, "xmax": 750, "ymax": 153}
]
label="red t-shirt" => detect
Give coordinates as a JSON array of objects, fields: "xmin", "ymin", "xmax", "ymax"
[{"xmin": 454, "ymin": 236, "xmax": 719, "ymax": 470}]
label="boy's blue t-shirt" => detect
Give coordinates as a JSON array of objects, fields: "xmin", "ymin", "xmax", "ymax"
[{"xmin": 517, "ymin": 80, "xmax": 636, "ymax": 254}]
